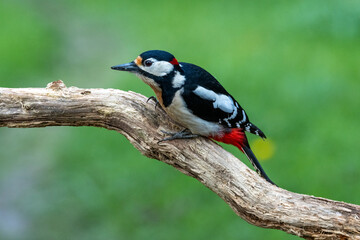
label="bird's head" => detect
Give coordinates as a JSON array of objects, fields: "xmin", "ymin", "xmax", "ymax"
[{"xmin": 111, "ymin": 50, "xmax": 182, "ymax": 89}]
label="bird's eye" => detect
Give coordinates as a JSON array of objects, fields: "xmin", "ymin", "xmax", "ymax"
[{"xmin": 144, "ymin": 60, "xmax": 153, "ymax": 67}]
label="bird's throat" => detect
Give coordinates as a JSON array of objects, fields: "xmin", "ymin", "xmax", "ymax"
[{"xmin": 149, "ymin": 85, "xmax": 165, "ymax": 109}]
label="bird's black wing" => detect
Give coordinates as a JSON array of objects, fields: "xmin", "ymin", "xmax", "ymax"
[
  {"xmin": 180, "ymin": 62, "xmax": 266, "ymax": 138},
  {"xmin": 180, "ymin": 62, "xmax": 245, "ymax": 124}
]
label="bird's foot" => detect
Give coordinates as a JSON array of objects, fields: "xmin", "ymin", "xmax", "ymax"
[
  {"xmin": 158, "ymin": 129, "xmax": 199, "ymax": 143},
  {"xmin": 147, "ymin": 96, "xmax": 161, "ymax": 110}
]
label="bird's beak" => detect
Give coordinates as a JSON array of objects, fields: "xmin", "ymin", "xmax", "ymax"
[{"xmin": 111, "ymin": 61, "xmax": 139, "ymax": 72}]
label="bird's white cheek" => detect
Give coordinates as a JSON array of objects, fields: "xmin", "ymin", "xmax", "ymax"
[{"xmin": 145, "ymin": 61, "xmax": 174, "ymax": 76}]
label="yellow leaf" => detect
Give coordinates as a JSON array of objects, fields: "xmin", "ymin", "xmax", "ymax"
[{"xmin": 251, "ymin": 138, "xmax": 275, "ymax": 161}]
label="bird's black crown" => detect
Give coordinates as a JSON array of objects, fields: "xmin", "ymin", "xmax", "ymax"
[{"xmin": 140, "ymin": 50, "xmax": 176, "ymax": 62}]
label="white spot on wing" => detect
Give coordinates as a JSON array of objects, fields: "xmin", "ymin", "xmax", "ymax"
[
  {"xmin": 225, "ymin": 104, "xmax": 237, "ymax": 120},
  {"xmin": 224, "ymin": 119, "xmax": 231, "ymax": 127},
  {"xmin": 193, "ymin": 86, "xmax": 235, "ymax": 113},
  {"xmin": 172, "ymin": 71, "xmax": 186, "ymax": 88},
  {"xmin": 239, "ymin": 110, "xmax": 247, "ymax": 123},
  {"xmin": 245, "ymin": 123, "xmax": 251, "ymax": 132}
]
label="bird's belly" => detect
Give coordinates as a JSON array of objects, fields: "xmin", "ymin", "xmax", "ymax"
[{"xmin": 165, "ymin": 90, "xmax": 223, "ymax": 137}]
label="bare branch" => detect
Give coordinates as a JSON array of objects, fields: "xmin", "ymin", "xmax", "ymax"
[{"xmin": 1, "ymin": 81, "xmax": 359, "ymax": 239}]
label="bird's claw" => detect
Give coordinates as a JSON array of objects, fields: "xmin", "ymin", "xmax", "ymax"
[
  {"xmin": 147, "ymin": 96, "xmax": 161, "ymax": 110},
  {"xmin": 146, "ymin": 96, "xmax": 157, "ymax": 103},
  {"xmin": 158, "ymin": 129, "xmax": 199, "ymax": 144}
]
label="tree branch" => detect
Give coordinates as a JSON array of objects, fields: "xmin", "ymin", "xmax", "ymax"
[{"xmin": 0, "ymin": 81, "xmax": 359, "ymax": 239}]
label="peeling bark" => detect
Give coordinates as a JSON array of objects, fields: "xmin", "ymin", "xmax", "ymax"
[{"xmin": 0, "ymin": 81, "xmax": 359, "ymax": 239}]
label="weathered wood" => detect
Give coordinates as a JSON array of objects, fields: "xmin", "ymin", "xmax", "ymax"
[{"xmin": 0, "ymin": 81, "xmax": 359, "ymax": 239}]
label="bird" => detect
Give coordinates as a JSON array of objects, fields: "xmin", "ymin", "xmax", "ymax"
[{"xmin": 111, "ymin": 50, "xmax": 275, "ymax": 185}]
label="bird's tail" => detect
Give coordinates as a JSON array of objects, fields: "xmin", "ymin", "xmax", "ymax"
[
  {"xmin": 244, "ymin": 122, "xmax": 266, "ymax": 139},
  {"xmin": 212, "ymin": 128, "xmax": 276, "ymax": 185},
  {"xmin": 242, "ymin": 145, "xmax": 276, "ymax": 185}
]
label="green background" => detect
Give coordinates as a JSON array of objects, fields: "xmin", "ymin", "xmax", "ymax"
[{"xmin": 1, "ymin": 1, "xmax": 359, "ymax": 239}]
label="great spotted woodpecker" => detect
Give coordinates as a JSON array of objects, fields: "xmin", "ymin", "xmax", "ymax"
[{"xmin": 111, "ymin": 50, "xmax": 275, "ymax": 185}]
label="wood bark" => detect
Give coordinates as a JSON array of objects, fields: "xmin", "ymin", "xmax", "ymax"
[{"xmin": 0, "ymin": 81, "xmax": 359, "ymax": 239}]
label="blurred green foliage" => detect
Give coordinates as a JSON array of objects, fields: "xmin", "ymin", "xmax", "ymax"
[{"xmin": 1, "ymin": 0, "xmax": 359, "ymax": 239}]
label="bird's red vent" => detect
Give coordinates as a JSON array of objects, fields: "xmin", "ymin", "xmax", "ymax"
[{"xmin": 212, "ymin": 128, "xmax": 247, "ymax": 152}]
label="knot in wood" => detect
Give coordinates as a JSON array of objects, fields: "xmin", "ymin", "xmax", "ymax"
[{"xmin": 46, "ymin": 80, "xmax": 67, "ymax": 91}]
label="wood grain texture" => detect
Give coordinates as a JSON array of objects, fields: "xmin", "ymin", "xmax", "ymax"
[{"xmin": 0, "ymin": 81, "xmax": 359, "ymax": 239}]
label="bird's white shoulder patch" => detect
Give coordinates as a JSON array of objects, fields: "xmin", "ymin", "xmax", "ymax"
[
  {"xmin": 193, "ymin": 86, "xmax": 235, "ymax": 113},
  {"xmin": 172, "ymin": 71, "xmax": 186, "ymax": 88}
]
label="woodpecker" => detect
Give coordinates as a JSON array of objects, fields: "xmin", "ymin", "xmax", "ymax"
[{"xmin": 111, "ymin": 50, "xmax": 275, "ymax": 185}]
